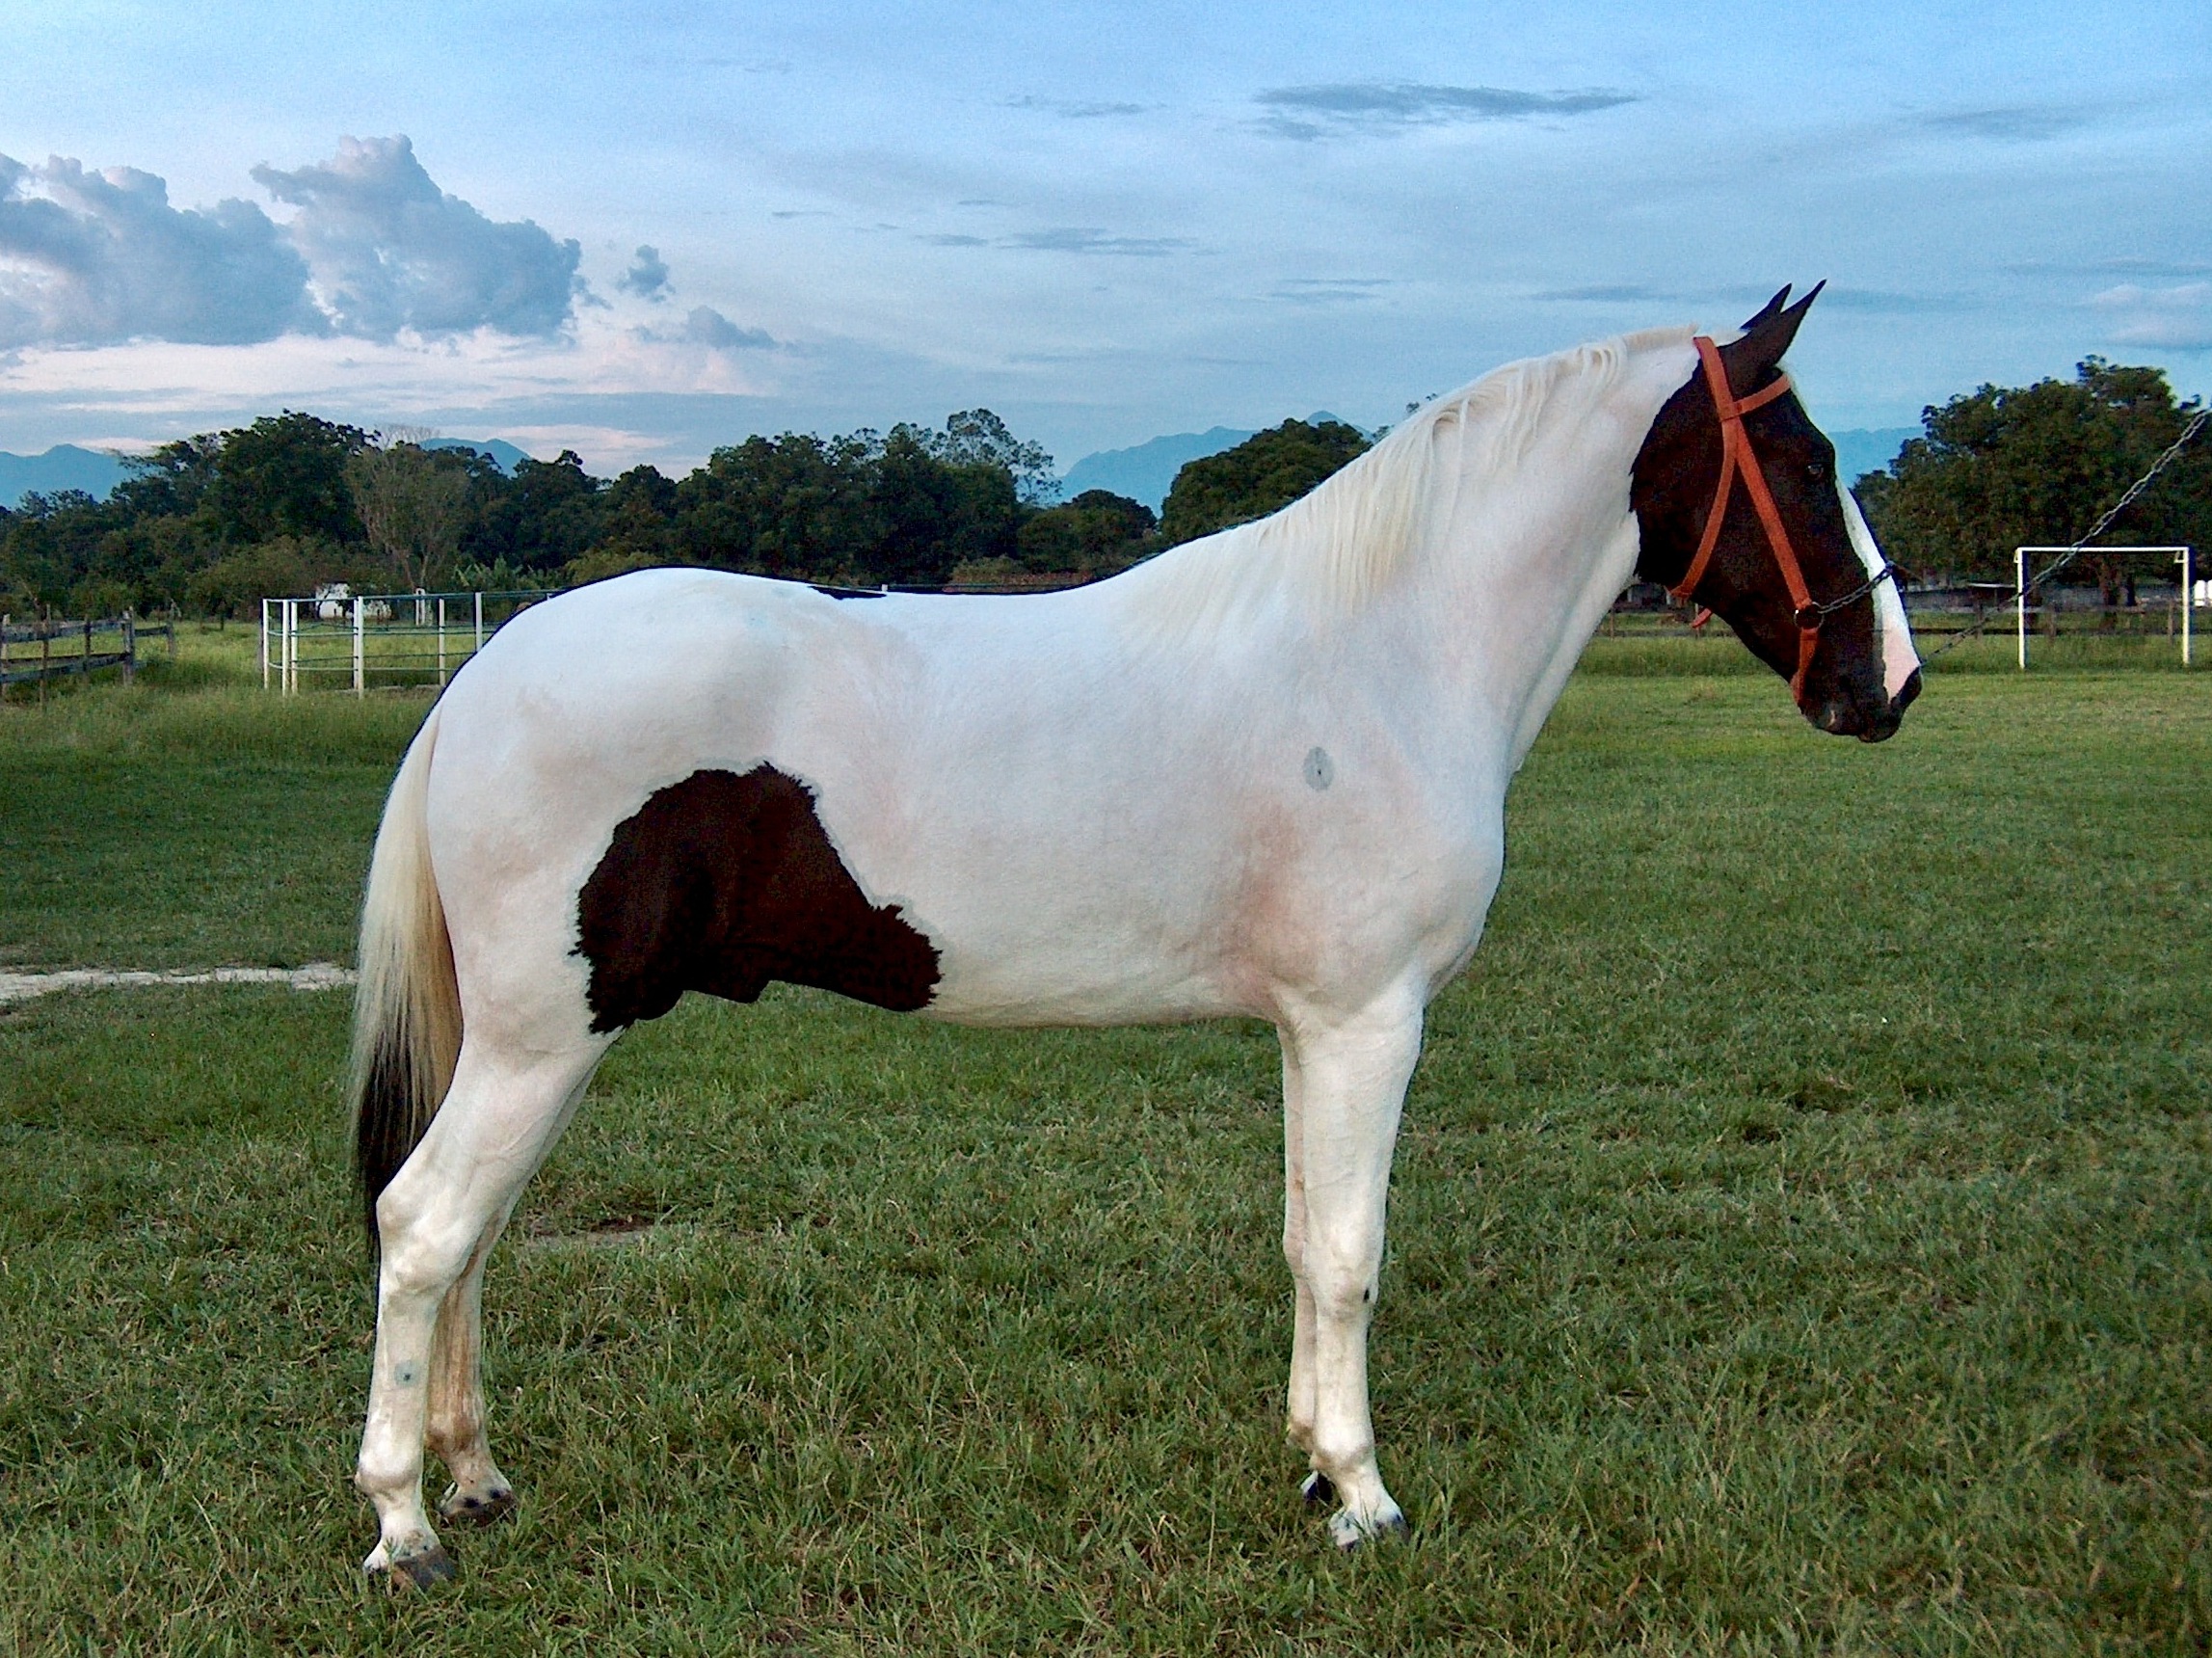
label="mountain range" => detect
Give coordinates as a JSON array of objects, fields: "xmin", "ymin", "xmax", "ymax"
[
  {"xmin": 0, "ymin": 438, "xmax": 533, "ymax": 510},
  {"xmin": 1060, "ymin": 413, "xmax": 1351, "ymax": 511}
]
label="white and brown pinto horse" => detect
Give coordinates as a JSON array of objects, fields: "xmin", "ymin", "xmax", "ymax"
[{"xmin": 347, "ymin": 285, "xmax": 1920, "ymax": 1584}]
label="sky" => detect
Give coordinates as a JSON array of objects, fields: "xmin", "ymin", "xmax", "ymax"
[{"xmin": 1, "ymin": 0, "xmax": 2206, "ymax": 478}]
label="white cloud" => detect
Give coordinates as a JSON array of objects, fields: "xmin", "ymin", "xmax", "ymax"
[
  {"xmin": 2092, "ymin": 282, "xmax": 2212, "ymax": 350},
  {"xmin": 0, "ymin": 153, "xmax": 319, "ymax": 348},
  {"xmin": 253, "ymin": 136, "xmax": 582, "ymax": 339},
  {"xmin": 0, "ymin": 138, "xmax": 592, "ymax": 350},
  {"xmin": 0, "ymin": 304, "xmax": 777, "ymax": 427}
]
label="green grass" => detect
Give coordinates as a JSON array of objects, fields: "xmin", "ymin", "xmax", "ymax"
[
  {"xmin": 0, "ymin": 658, "xmax": 2207, "ymax": 1652},
  {"xmin": 0, "ymin": 628, "xmax": 424, "ymax": 966}
]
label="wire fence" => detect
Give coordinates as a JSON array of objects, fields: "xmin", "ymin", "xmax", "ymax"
[{"xmin": 260, "ymin": 590, "xmax": 548, "ymax": 694}]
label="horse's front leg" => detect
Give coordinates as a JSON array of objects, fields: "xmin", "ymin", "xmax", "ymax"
[
  {"xmin": 1278, "ymin": 1038, "xmax": 1322, "ymax": 1481},
  {"xmin": 1278, "ymin": 994, "xmax": 1423, "ymax": 1546}
]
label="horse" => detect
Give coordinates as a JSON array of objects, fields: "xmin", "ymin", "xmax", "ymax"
[{"xmin": 345, "ymin": 284, "xmax": 1922, "ymax": 1585}]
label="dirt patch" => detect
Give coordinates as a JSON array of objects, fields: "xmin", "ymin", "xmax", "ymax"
[{"xmin": 0, "ymin": 963, "xmax": 356, "ymax": 1006}]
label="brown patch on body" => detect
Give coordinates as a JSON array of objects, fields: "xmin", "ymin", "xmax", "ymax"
[{"xmin": 575, "ymin": 765, "xmax": 940, "ymax": 1032}]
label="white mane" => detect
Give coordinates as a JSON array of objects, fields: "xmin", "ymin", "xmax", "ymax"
[{"xmin": 1111, "ymin": 327, "xmax": 1692, "ymax": 644}]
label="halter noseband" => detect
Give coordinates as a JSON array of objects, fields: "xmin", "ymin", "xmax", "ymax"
[{"xmin": 1668, "ymin": 334, "xmax": 1896, "ymax": 704}]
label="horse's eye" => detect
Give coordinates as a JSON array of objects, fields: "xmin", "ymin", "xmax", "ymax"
[{"xmin": 1806, "ymin": 459, "xmax": 1829, "ymax": 481}]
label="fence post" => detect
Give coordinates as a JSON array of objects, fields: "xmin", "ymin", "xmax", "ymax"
[
  {"xmin": 82, "ymin": 616, "xmax": 92, "ymax": 679},
  {"xmin": 438, "ymin": 597, "xmax": 447, "ymax": 685},
  {"xmin": 2016, "ymin": 548, "xmax": 2029, "ymax": 671},
  {"xmin": 123, "ymin": 609, "xmax": 136, "ymax": 682},
  {"xmin": 2184, "ymin": 548, "xmax": 2196, "ymax": 669},
  {"xmin": 40, "ymin": 610, "xmax": 50, "ymax": 707},
  {"xmin": 353, "ymin": 594, "xmax": 365, "ymax": 697},
  {"xmin": 284, "ymin": 599, "xmax": 297, "ymax": 695},
  {"xmin": 1, "ymin": 613, "xmax": 8, "ymax": 706},
  {"xmin": 261, "ymin": 600, "xmax": 270, "ymax": 690},
  {"xmin": 473, "ymin": 590, "xmax": 483, "ymax": 656}
]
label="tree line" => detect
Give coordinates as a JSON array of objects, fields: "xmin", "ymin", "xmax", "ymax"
[
  {"xmin": 1853, "ymin": 358, "xmax": 2210, "ymax": 601},
  {"xmin": 0, "ymin": 401, "xmax": 1375, "ymax": 620},
  {"xmin": 0, "ymin": 410, "xmax": 1159, "ymax": 618},
  {"xmin": 5, "ymin": 357, "xmax": 2202, "ymax": 621}
]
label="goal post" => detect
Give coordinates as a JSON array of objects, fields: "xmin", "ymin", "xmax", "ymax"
[{"xmin": 2012, "ymin": 546, "xmax": 2195, "ymax": 670}]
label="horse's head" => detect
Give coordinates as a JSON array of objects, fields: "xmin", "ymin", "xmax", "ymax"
[{"xmin": 1631, "ymin": 284, "xmax": 1921, "ymax": 740}]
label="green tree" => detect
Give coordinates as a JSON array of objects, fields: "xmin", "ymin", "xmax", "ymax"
[
  {"xmin": 870, "ymin": 422, "xmax": 1026, "ymax": 585},
  {"xmin": 927, "ymin": 409, "xmax": 1056, "ymax": 506},
  {"xmin": 346, "ymin": 440, "xmax": 473, "ymax": 589},
  {"xmin": 1015, "ymin": 489, "xmax": 1157, "ymax": 575},
  {"xmin": 1, "ymin": 491, "xmax": 126, "ymax": 613},
  {"xmin": 185, "ymin": 536, "xmax": 336, "ymax": 618},
  {"xmin": 1159, "ymin": 417, "xmax": 1371, "ymax": 547},
  {"xmin": 566, "ymin": 465, "xmax": 680, "ymax": 582},
  {"xmin": 198, "ymin": 411, "xmax": 370, "ymax": 547},
  {"xmin": 473, "ymin": 452, "xmax": 606, "ymax": 574},
  {"xmin": 673, "ymin": 433, "xmax": 879, "ymax": 582},
  {"xmin": 113, "ymin": 435, "xmax": 222, "ymax": 521},
  {"xmin": 1856, "ymin": 359, "xmax": 2212, "ymax": 601}
]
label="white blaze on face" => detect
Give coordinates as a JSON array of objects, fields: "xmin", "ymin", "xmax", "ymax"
[{"xmin": 1837, "ymin": 479, "xmax": 1921, "ymax": 702}]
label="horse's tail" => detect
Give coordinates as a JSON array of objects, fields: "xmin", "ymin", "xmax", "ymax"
[{"xmin": 348, "ymin": 705, "xmax": 463, "ymax": 1251}]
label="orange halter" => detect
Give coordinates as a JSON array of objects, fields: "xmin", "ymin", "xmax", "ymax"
[{"xmin": 1669, "ymin": 335, "xmax": 1821, "ymax": 701}]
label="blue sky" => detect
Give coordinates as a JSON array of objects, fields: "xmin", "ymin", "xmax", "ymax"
[{"xmin": 1, "ymin": 0, "xmax": 2206, "ymax": 475}]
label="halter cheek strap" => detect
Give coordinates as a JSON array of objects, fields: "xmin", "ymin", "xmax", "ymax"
[{"xmin": 1669, "ymin": 335, "xmax": 1821, "ymax": 702}]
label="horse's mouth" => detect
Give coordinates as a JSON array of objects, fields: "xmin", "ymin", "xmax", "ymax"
[
  {"xmin": 1808, "ymin": 666, "xmax": 1921, "ymax": 743},
  {"xmin": 1857, "ymin": 668, "xmax": 1922, "ymax": 743}
]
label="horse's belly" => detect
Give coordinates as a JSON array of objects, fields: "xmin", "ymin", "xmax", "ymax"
[{"xmin": 913, "ymin": 896, "xmax": 1251, "ymax": 1027}]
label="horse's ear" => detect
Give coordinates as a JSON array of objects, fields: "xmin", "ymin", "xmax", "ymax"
[
  {"xmin": 1720, "ymin": 281, "xmax": 1825, "ymax": 396},
  {"xmin": 1739, "ymin": 285, "xmax": 1793, "ymax": 334}
]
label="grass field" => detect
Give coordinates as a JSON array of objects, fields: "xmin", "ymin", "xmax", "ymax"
[{"xmin": 1, "ymin": 645, "xmax": 2207, "ymax": 1653}]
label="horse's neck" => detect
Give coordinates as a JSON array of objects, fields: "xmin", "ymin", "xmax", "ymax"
[{"xmin": 1394, "ymin": 346, "xmax": 1687, "ymax": 773}]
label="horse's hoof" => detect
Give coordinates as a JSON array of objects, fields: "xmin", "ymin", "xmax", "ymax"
[
  {"xmin": 1328, "ymin": 1507, "xmax": 1409, "ymax": 1551},
  {"xmin": 1300, "ymin": 1471, "xmax": 1337, "ymax": 1509},
  {"xmin": 370, "ymin": 1541, "xmax": 457, "ymax": 1590},
  {"xmin": 439, "ymin": 1484, "xmax": 517, "ymax": 1528}
]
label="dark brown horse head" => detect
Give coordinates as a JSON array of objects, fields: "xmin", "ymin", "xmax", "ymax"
[{"xmin": 1631, "ymin": 283, "xmax": 1922, "ymax": 740}]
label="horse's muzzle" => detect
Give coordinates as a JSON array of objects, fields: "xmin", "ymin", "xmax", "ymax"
[
  {"xmin": 1806, "ymin": 665, "xmax": 1921, "ymax": 742},
  {"xmin": 1854, "ymin": 667, "xmax": 1921, "ymax": 743}
]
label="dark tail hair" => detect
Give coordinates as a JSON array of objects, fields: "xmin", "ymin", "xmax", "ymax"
[{"xmin": 348, "ymin": 707, "xmax": 463, "ymax": 1248}]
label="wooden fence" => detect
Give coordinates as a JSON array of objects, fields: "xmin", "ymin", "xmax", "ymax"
[{"xmin": 0, "ymin": 612, "xmax": 174, "ymax": 702}]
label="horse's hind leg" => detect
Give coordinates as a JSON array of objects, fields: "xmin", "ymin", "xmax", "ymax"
[
  {"xmin": 424, "ymin": 1204, "xmax": 520, "ymax": 1527},
  {"xmin": 355, "ymin": 1039, "xmax": 599, "ymax": 1585}
]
